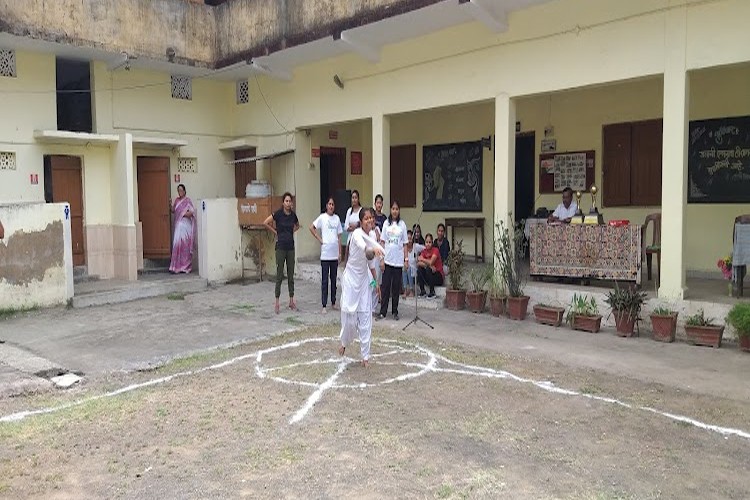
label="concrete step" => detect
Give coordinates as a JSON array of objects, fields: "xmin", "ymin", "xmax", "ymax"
[
  {"xmin": 72, "ymin": 276, "xmax": 208, "ymax": 308},
  {"xmin": 73, "ymin": 273, "xmax": 100, "ymax": 285}
]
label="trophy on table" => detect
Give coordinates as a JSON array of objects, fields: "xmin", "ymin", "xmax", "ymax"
[
  {"xmin": 584, "ymin": 185, "xmax": 604, "ymax": 225},
  {"xmin": 570, "ymin": 190, "xmax": 585, "ymax": 224}
]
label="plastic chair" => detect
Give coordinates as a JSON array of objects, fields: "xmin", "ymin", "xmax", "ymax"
[
  {"xmin": 733, "ymin": 215, "xmax": 750, "ymax": 297},
  {"xmin": 641, "ymin": 213, "xmax": 661, "ymax": 285}
]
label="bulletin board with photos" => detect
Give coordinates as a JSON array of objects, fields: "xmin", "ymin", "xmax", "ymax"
[{"xmin": 539, "ymin": 150, "xmax": 596, "ymax": 194}]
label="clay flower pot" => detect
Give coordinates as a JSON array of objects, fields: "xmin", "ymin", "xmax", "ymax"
[
  {"xmin": 613, "ymin": 310, "xmax": 638, "ymax": 337},
  {"xmin": 445, "ymin": 289, "xmax": 467, "ymax": 311},
  {"xmin": 466, "ymin": 291, "xmax": 487, "ymax": 313},
  {"xmin": 570, "ymin": 314, "xmax": 602, "ymax": 333},
  {"xmin": 533, "ymin": 305, "xmax": 565, "ymax": 327},
  {"xmin": 506, "ymin": 296, "xmax": 530, "ymax": 321},
  {"xmin": 685, "ymin": 325, "xmax": 724, "ymax": 348},
  {"xmin": 489, "ymin": 296, "xmax": 506, "ymax": 317},
  {"xmin": 740, "ymin": 336, "xmax": 750, "ymax": 352},
  {"xmin": 650, "ymin": 313, "xmax": 677, "ymax": 343}
]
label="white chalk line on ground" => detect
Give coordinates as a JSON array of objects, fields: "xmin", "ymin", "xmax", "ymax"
[{"xmin": 1, "ymin": 336, "xmax": 748, "ymax": 442}]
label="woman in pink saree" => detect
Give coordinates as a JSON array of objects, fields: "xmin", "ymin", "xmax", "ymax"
[{"xmin": 169, "ymin": 184, "xmax": 196, "ymax": 274}]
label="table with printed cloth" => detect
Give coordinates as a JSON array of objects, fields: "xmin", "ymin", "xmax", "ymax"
[{"xmin": 529, "ymin": 224, "xmax": 642, "ymax": 284}]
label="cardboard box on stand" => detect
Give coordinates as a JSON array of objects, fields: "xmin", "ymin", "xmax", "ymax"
[{"xmin": 237, "ymin": 196, "xmax": 295, "ymax": 226}]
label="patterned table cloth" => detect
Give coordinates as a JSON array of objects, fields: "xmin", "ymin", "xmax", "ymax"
[{"xmin": 530, "ymin": 224, "xmax": 642, "ymax": 284}]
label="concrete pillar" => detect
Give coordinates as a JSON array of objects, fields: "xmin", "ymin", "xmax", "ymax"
[
  {"xmin": 110, "ymin": 133, "xmax": 138, "ymax": 281},
  {"xmin": 372, "ymin": 114, "xmax": 391, "ymax": 205},
  {"xmin": 494, "ymin": 93, "xmax": 516, "ymax": 239},
  {"xmin": 659, "ymin": 9, "xmax": 689, "ymax": 299}
]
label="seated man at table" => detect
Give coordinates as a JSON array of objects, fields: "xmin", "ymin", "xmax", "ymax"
[{"xmin": 548, "ymin": 186, "xmax": 578, "ymax": 223}]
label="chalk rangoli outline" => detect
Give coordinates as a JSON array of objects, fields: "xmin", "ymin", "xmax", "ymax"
[{"xmin": 1, "ymin": 336, "xmax": 749, "ymax": 443}]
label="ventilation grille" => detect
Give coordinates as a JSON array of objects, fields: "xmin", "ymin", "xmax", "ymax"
[
  {"xmin": 177, "ymin": 157, "xmax": 197, "ymax": 173},
  {"xmin": 171, "ymin": 75, "xmax": 192, "ymax": 100},
  {"xmin": 0, "ymin": 50, "xmax": 16, "ymax": 78},
  {"xmin": 0, "ymin": 151, "xmax": 17, "ymax": 170},
  {"xmin": 236, "ymin": 79, "xmax": 249, "ymax": 104}
]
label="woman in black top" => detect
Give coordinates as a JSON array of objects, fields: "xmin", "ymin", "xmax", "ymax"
[{"xmin": 264, "ymin": 192, "xmax": 300, "ymax": 314}]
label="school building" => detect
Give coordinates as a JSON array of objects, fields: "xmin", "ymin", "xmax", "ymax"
[{"xmin": 1, "ymin": 0, "xmax": 749, "ymax": 309}]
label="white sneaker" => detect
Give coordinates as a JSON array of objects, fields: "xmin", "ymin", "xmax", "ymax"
[{"xmin": 322, "ymin": 307, "xmax": 328, "ymax": 314}]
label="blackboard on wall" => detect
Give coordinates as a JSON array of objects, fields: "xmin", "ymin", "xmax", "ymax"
[
  {"xmin": 689, "ymin": 115, "xmax": 750, "ymax": 203},
  {"xmin": 423, "ymin": 141, "xmax": 482, "ymax": 212}
]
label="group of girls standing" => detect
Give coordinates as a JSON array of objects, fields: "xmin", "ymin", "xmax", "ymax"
[{"xmin": 264, "ymin": 190, "xmax": 445, "ymax": 366}]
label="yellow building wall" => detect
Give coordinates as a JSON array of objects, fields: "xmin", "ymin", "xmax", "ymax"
[{"xmin": 516, "ymin": 64, "xmax": 750, "ymax": 273}]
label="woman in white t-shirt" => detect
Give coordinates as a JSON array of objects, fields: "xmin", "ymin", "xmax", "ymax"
[
  {"xmin": 376, "ymin": 200, "xmax": 408, "ymax": 321},
  {"xmin": 309, "ymin": 196, "xmax": 343, "ymax": 314},
  {"xmin": 343, "ymin": 190, "xmax": 362, "ymax": 262}
]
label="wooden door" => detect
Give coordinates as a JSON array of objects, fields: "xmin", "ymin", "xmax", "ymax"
[
  {"xmin": 320, "ymin": 147, "xmax": 346, "ymax": 211},
  {"xmin": 514, "ymin": 133, "xmax": 536, "ymax": 222},
  {"xmin": 234, "ymin": 148, "xmax": 257, "ymax": 198},
  {"xmin": 390, "ymin": 144, "xmax": 417, "ymax": 207},
  {"xmin": 137, "ymin": 157, "xmax": 171, "ymax": 259},
  {"xmin": 48, "ymin": 156, "xmax": 85, "ymax": 266}
]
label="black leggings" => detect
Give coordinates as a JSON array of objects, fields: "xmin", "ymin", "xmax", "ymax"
[
  {"xmin": 321, "ymin": 260, "xmax": 338, "ymax": 307},
  {"xmin": 417, "ymin": 267, "xmax": 444, "ymax": 293},
  {"xmin": 380, "ymin": 264, "xmax": 403, "ymax": 316}
]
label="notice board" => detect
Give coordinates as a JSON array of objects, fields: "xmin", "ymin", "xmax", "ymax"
[
  {"xmin": 539, "ymin": 150, "xmax": 596, "ymax": 193},
  {"xmin": 688, "ymin": 115, "xmax": 750, "ymax": 203},
  {"xmin": 423, "ymin": 141, "xmax": 482, "ymax": 212}
]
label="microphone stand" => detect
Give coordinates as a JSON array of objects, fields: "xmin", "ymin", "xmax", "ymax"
[{"xmin": 403, "ymin": 207, "xmax": 434, "ymax": 332}]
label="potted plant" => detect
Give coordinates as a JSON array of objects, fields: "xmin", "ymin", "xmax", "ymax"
[
  {"xmin": 650, "ymin": 305, "xmax": 678, "ymax": 343},
  {"xmin": 533, "ymin": 303, "xmax": 565, "ymax": 327},
  {"xmin": 604, "ymin": 283, "xmax": 647, "ymax": 337},
  {"xmin": 495, "ymin": 216, "xmax": 529, "ymax": 321},
  {"xmin": 445, "ymin": 240, "xmax": 466, "ymax": 311},
  {"xmin": 566, "ymin": 293, "xmax": 602, "ymax": 333},
  {"xmin": 488, "ymin": 273, "xmax": 507, "ymax": 317},
  {"xmin": 684, "ymin": 309, "xmax": 724, "ymax": 348},
  {"xmin": 466, "ymin": 264, "xmax": 492, "ymax": 313},
  {"xmin": 726, "ymin": 303, "xmax": 750, "ymax": 352}
]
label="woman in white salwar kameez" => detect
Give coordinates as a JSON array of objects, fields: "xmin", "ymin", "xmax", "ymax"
[{"xmin": 338, "ymin": 208, "xmax": 384, "ymax": 367}]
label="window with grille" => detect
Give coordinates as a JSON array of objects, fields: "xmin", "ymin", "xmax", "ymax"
[
  {"xmin": 0, "ymin": 50, "xmax": 16, "ymax": 78},
  {"xmin": 236, "ymin": 79, "xmax": 249, "ymax": 104},
  {"xmin": 171, "ymin": 75, "xmax": 192, "ymax": 100},
  {"xmin": 0, "ymin": 152, "xmax": 17, "ymax": 170},
  {"xmin": 177, "ymin": 157, "xmax": 197, "ymax": 173}
]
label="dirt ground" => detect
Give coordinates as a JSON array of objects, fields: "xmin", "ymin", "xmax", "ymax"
[{"xmin": 1, "ymin": 325, "xmax": 749, "ymax": 499}]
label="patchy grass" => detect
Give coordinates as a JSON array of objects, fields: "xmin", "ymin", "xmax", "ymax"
[
  {"xmin": 231, "ymin": 303, "xmax": 257, "ymax": 313},
  {"xmin": 436, "ymin": 484, "xmax": 454, "ymax": 498},
  {"xmin": 285, "ymin": 316, "xmax": 304, "ymax": 326},
  {"xmin": 0, "ymin": 305, "xmax": 39, "ymax": 320},
  {"xmin": 167, "ymin": 293, "xmax": 186, "ymax": 301}
]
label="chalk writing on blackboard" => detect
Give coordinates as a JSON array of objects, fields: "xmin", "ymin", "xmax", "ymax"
[{"xmin": 689, "ymin": 116, "xmax": 750, "ymax": 203}]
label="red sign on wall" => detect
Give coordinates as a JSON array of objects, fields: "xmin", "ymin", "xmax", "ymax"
[
  {"xmin": 311, "ymin": 148, "xmax": 321, "ymax": 158},
  {"xmin": 174, "ymin": 174, "xmax": 181, "ymax": 183},
  {"xmin": 30, "ymin": 174, "xmax": 38, "ymax": 185},
  {"xmin": 329, "ymin": 130, "xmax": 338, "ymax": 140},
  {"xmin": 351, "ymin": 151, "xmax": 363, "ymax": 175}
]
